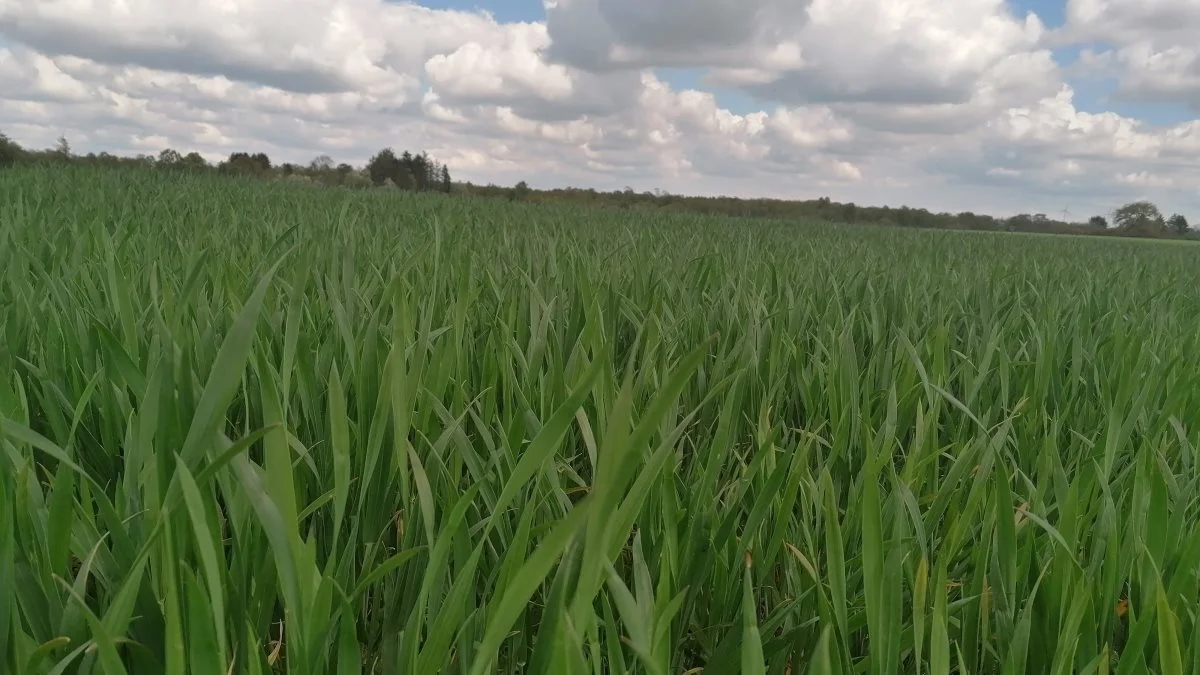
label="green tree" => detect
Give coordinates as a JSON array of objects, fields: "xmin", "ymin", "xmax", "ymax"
[
  {"xmin": 1087, "ymin": 215, "xmax": 1108, "ymax": 229},
  {"xmin": 250, "ymin": 152, "xmax": 271, "ymax": 172},
  {"xmin": 0, "ymin": 132, "xmax": 25, "ymax": 167},
  {"xmin": 367, "ymin": 148, "xmax": 397, "ymax": 186},
  {"xmin": 1168, "ymin": 213, "xmax": 1190, "ymax": 235},
  {"xmin": 508, "ymin": 180, "xmax": 532, "ymax": 202},
  {"xmin": 841, "ymin": 203, "xmax": 858, "ymax": 223},
  {"xmin": 54, "ymin": 135, "xmax": 71, "ymax": 159},
  {"xmin": 441, "ymin": 165, "xmax": 452, "ymax": 193},
  {"xmin": 220, "ymin": 152, "xmax": 271, "ymax": 176},
  {"xmin": 180, "ymin": 152, "xmax": 208, "ymax": 172},
  {"xmin": 392, "ymin": 167, "xmax": 416, "ymax": 191},
  {"xmin": 1114, "ymin": 201, "xmax": 1165, "ymax": 234},
  {"xmin": 411, "ymin": 152, "xmax": 429, "ymax": 190},
  {"xmin": 157, "ymin": 148, "xmax": 182, "ymax": 167},
  {"xmin": 1006, "ymin": 214, "xmax": 1035, "ymax": 232}
]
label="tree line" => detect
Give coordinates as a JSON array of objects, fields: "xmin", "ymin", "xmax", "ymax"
[
  {"xmin": 461, "ymin": 184, "xmax": 1195, "ymax": 239},
  {"xmin": 1, "ymin": 131, "xmax": 1194, "ymax": 239},
  {"xmin": 0, "ymin": 132, "xmax": 455, "ymax": 192}
]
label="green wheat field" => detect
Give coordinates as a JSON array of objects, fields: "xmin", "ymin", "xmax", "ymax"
[{"xmin": 4, "ymin": 165, "xmax": 1200, "ymax": 674}]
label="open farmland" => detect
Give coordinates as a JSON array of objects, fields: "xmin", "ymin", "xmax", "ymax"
[{"xmin": 5, "ymin": 166, "xmax": 1200, "ymax": 674}]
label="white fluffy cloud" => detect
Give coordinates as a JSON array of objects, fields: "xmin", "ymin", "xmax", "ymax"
[
  {"xmin": 547, "ymin": 0, "xmax": 1051, "ymax": 108},
  {"xmin": 0, "ymin": 0, "xmax": 1198, "ymax": 216},
  {"xmin": 1063, "ymin": 0, "xmax": 1200, "ymax": 43},
  {"xmin": 1061, "ymin": 0, "xmax": 1200, "ymax": 108}
]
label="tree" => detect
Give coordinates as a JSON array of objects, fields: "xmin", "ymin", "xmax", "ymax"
[
  {"xmin": 841, "ymin": 203, "xmax": 858, "ymax": 223},
  {"xmin": 425, "ymin": 155, "xmax": 439, "ymax": 190},
  {"xmin": 441, "ymin": 165, "xmax": 452, "ymax": 193},
  {"xmin": 54, "ymin": 135, "xmax": 71, "ymax": 158},
  {"xmin": 1113, "ymin": 201, "xmax": 1165, "ymax": 234},
  {"xmin": 181, "ymin": 152, "xmax": 208, "ymax": 171},
  {"xmin": 1088, "ymin": 215, "xmax": 1108, "ymax": 229},
  {"xmin": 309, "ymin": 155, "xmax": 334, "ymax": 172},
  {"xmin": 344, "ymin": 168, "xmax": 373, "ymax": 189},
  {"xmin": 221, "ymin": 151, "xmax": 271, "ymax": 176},
  {"xmin": 322, "ymin": 162, "xmax": 353, "ymax": 187},
  {"xmin": 1006, "ymin": 214, "xmax": 1034, "ymax": 231},
  {"xmin": 157, "ymin": 148, "xmax": 182, "ymax": 167},
  {"xmin": 392, "ymin": 167, "xmax": 416, "ymax": 191},
  {"xmin": 0, "ymin": 132, "xmax": 24, "ymax": 167},
  {"xmin": 411, "ymin": 152, "xmax": 429, "ymax": 191},
  {"xmin": 508, "ymin": 180, "xmax": 531, "ymax": 202},
  {"xmin": 367, "ymin": 148, "xmax": 397, "ymax": 186},
  {"xmin": 1168, "ymin": 213, "xmax": 1190, "ymax": 235}
]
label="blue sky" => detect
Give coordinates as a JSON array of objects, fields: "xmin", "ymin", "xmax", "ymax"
[
  {"xmin": 417, "ymin": 0, "xmax": 1196, "ymax": 126},
  {"xmin": 420, "ymin": 0, "xmax": 542, "ymax": 23},
  {"xmin": 1009, "ymin": 0, "xmax": 1196, "ymax": 125},
  {"xmin": 3, "ymin": 0, "xmax": 1199, "ymax": 218},
  {"xmin": 413, "ymin": 0, "xmax": 767, "ymax": 112}
]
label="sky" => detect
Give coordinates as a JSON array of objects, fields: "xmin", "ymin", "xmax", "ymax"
[{"xmin": 2, "ymin": 0, "xmax": 1200, "ymax": 219}]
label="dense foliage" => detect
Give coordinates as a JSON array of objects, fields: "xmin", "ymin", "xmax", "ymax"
[
  {"xmin": 4, "ymin": 165, "xmax": 1200, "ymax": 674},
  {"xmin": 0, "ymin": 133, "xmax": 454, "ymax": 193}
]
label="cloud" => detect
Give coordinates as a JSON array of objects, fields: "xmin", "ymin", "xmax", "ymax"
[
  {"xmin": 543, "ymin": 0, "xmax": 808, "ymax": 70},
  {"xmin": 548, "ymin": 0, "xmax": 1049, "ymax": 107},
  {"xmin": 0, "ymin": 0, "xmax": 496, "ymax": 94},
  {"xmin": 907, "ymin": 84, "xmax": 1200, "ymax": 213},
  {"xmin": 423, "ymin": 21, "xmax": 644, "ymax": 121},
  {"xmin": 0, "ymin": 0, "xmax": 1197, "ymax": 218},
  {"xmin": 1062, "ymin": 0, "xmax": 1200, "ymax": 44},
  {"xmin": 1060, "ymin": 0, "xmax": 1200, "ymax": 108},
  {"xmin": 0, "ymin": 48, "xmax": 97, "ymax": 103}
]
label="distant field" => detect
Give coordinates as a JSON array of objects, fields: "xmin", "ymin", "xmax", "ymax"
[{"xmin": 5, "ymin": 166, "xmax": 1200, "ymax": 674}]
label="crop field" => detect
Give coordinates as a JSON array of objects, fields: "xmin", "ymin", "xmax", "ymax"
[{"xmin": 5, "ymin": 165, "xmax": 1200, "ymax": 675}]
